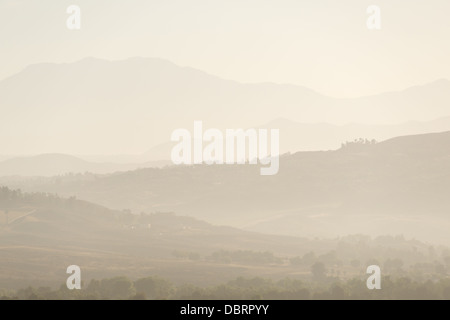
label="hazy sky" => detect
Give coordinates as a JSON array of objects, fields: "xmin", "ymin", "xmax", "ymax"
[{"xmin": 0, "ymin": 0, "xmax": 449, "ymax": 98}]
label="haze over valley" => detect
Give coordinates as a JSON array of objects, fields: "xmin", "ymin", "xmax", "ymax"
[{"xmin": 2, "ymin": 0, "xmax": 450, "ymax": 299}]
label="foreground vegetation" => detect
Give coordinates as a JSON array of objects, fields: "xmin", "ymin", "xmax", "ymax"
[
  {"xmin": 2, "ymin": 271, "xmax": 450, "ymax": 300},
  {"xmin": 2, "ymin": 187, "xmax": 450, "ymax": 299}
]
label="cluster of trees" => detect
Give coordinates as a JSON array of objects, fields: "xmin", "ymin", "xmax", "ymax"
[
  {"xmin": 0, "ymin": 276, "xmax": 172, "ymax": 300},
  {"xmin": 0, "ymin": 186, "xmax": 79, "ymax": 209},
  {"xmin": 0, "ymin": 186, "xmax": 123, "ymax": 227},
  {"xmin": 340, "ymin": 138, "xmax": 377, "ymax": 150},
  {"xmin": 174, "ymin": 276, "xmax": 450, "ymax": 300},
  {"xmin": 288, "ymin": 234, "xmax": 450, "ymax": 277},
  {"xmin": 170, "ymin": 245, "xmax": 450, "ymax": 278},
  {"xmin": 2, "ymin": 274, "xmax": 450, "ymax": 300}
]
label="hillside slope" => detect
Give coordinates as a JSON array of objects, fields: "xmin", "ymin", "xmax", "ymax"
[{"xmin": 3, "ymin": 131, "xmax": 450, "ymax": 242}]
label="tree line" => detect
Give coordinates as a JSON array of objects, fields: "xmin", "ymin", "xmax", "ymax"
[{"xmin": 2, "ymin": 274, "xmax": 450, "ymax": 300}]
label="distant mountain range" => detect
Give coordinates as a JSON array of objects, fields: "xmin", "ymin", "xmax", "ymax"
[
  {"xmin": 1, "ymin": 57, "xmax": 450, "ymax": 155},
  {"xmin": 3, "ymin": 130, "xmax": 450, "ymax": 243}
]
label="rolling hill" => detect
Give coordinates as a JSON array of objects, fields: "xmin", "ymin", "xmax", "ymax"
[
  {"xmin": 0, "ymin": 153, "xmax": 169, "ymax": 177},
  {"xmin": 143, "ymin": 116, "xmax": 450, "ymax": 159},
  {"xmin": 3, "ymin": 131, "xmax": 450, "ymax": 243},
  {"xmin": 0, "ymin": 187, "xmax": 440, "ymax": 290},
  {"xmin": 0, "ymin": 187, "xmax": 312, "ymax": 288}
]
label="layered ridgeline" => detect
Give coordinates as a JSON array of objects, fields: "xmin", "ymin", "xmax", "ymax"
[
  {"xmin": 3, "ymin": 131, "xmax": 450, "ymax": 243},
  {"xmin": 0, "ymin": 57, "xmax": 450, "ymax": 156},
  {"xmin": 0, "ymin": 187, "xmax": 447, "ymax": 291},
  {"xmin": 0, "ymin": 154, "xmax": 169, "ymax": 177},
  {"xmin": 0, "ymin": 186, "xmax": 306, "ymax": 288}
]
